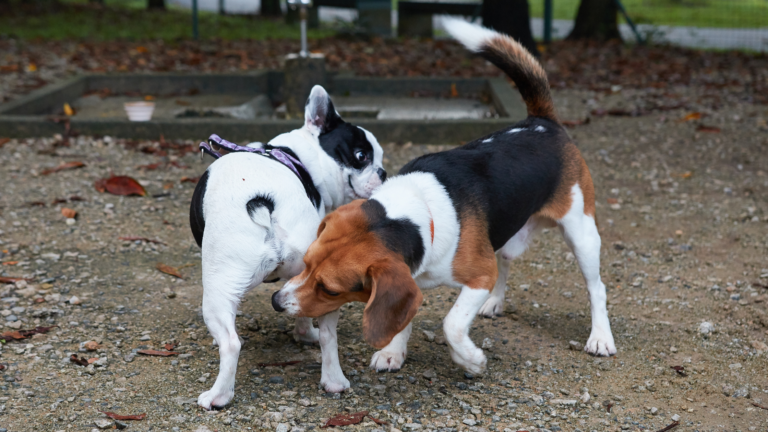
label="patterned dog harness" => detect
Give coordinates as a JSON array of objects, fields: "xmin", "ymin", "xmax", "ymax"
[{"xmin": 199, "ymin": 134, "xmax": 322, "ymax": 209}]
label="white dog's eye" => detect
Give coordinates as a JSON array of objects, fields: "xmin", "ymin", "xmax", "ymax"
[{"xmin": 354, "ymin": 150, "xmax": 367, "ymax": 162}]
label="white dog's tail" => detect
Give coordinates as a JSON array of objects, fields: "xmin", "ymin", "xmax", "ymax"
[
  {"xmin": 246, "ymin": 195, "xmax": 275, "ymax": 229},
  {"xmin": 442, "ymin": 17, "xmax": 557, "ymax": 122}
]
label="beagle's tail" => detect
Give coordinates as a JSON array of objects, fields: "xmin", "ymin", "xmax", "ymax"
[{"xmin": 443, "ymin": 17, "xmax": 557, "ymax": 122}]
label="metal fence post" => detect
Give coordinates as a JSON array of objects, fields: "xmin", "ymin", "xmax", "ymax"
[
  {"xmin": 543, "ymin": 0, "xmax": 553, "ymax": 44},
  {"xmin": 218, "ymin": 0, "xmax": 225, "ymax": 15},
  {"xmin": 192, "ymin": 0, "xmax": 199, "ymax": 40}
]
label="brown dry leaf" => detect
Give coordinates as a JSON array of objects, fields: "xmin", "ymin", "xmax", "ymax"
[
  {"xmin": 0, "ymin": 276, "xmax": 28, "ymax": 283},
  {"xmin": 137, "ymin": 349, "xmax": 179, "ymax": 357},
  {"xmin": 84, "ymin": 341, "xmax": 100, "ymax": 351},
  {"xmin": 40, "ymin": 161, "xmax": 86, "ymax": 175},
  {"xmin": 680, "ymin": 112, "xmax": 702, "ymax": 122},
  {"xmin": 680, "ymin": 171, "xmax": 693, "ymax": 179},
  {"xmin": 322, "ymin": 411, "xmax": 369, "ymax": 428},
  {"xmin": 2, "ymin": 326, "xmax": 57, "ymax": 341},
  {"xmin": 1, "ymin": 262, "xmax": 19, "ymax": 266},
  {"xmin": 696, "ymin": 124, "xmax": 721, "ymax": 133},
  {"xmin": 102, "ymin": 411, "xmax": 147, "ymax": 420},
  {"xmin": 94, "ymin": 176, "xmax": 147, "ymax": 196},
  {"xmin": 606, "ymin": 198, "xmax": 619, "ymax": 204},
  {"xmin": 180, "ymin": 176, "xmax": 200, "ymax": 184},
  {"xmin": 0, "ymin": 138, "xmax": 10, "ymax": 148},
  {"xmin": 101, "ymin": 411, "xmax": 147, "ymax": 421},
  {"xmin": 450, "ymin": 83, "xmax": 458, "ymax": 98},
  {"xmin": 61, "ymin": 208, "xmax": 77, "ymax": 219},
  {"xmin": 156, "ymin": 263, "xmax": 183, "ymax": 278},
  {"xmin": 69, "ymin": 355, "xmax": 89, "ymax": 366},
  {"xmin": 87, "ymin": 357, "xmax": 100, "ymax": 364},
  {"xmin": 63, "ymin": 103, "xmax": 75, "ymax": 116}
]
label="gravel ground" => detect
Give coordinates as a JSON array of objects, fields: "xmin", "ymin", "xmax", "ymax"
[{"xmin": 0, "ymin": 89, "xmax": 766, "ymax": 432}]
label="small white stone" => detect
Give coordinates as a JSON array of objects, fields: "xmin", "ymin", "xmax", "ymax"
[
  {"xmin": 580, "ymin": 392, "xmax": 591, "ymax": 404},
  {"xmin": 68, "ymin": 296, "xmax": 81, "ymax": 305},
  {"xmin": 671, "ymin": 414, "xmax": 681, "ymax": 421},
  {"xmin": 422, "ymin": 330, "xmax": 435, "ymax": 342},
  {"xmin": 94, "ymin": 418, "xmax": 113, "ymax": 429},
  {"xmin": 65, "ymin": 218, "xmax": 76, "ymax": 226},
  {"xmin": 482, "ymin": 338, "xmax": 493, "ymax": 349}
]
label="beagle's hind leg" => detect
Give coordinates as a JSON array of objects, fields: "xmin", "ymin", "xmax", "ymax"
[{"xmin": 558, "ymin": 184, "xmax": 616, "ymax": 357}]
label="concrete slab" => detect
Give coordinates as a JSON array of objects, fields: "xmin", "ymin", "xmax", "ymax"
[{"xmin": 334, "ymin": 95, "xmax": 491, "ymax": 120}]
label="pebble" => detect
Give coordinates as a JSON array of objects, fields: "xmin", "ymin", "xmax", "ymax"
[
  {"xmin": 569, "ymin": 340, "xmax": 583, "ymax": 351},
  {"xmin": 94, "ymin": 418, "xmax": 113, "ymax": 429},
  {"xmin": 268, "ymin": 376, "xmax": 285, "ymax": 384},
  {"xmin": 422, "ymin": 330, "xmax": 435, "ymax": 342},
  {"xmin": 482, "ymin": 338, "xmax": 493, "ymax": 349},
  {"xmin": 275, "ymin": 424, "xmax": 290, "ymax": 432},
  {"xmin": 671, "ymin": 414, "xmax": 681, "ymax": 422},
  {"xmin": 422, "ymin": 369, "xmax": 435, "ymax": 380},
  {"xmin": 68, "ymin": 296, "xmax": 81, "ymax": 305},
  {"xmin": 124, "ymin": 353, "xmax": 135, "ymax": 362},
  {"xmin": 699, "ymin": 321, "xmax": 715, "ymax": 335}
]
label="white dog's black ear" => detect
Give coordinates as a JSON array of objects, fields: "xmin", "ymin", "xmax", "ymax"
[{"xmin": 304, "ymin": 85, "xmax": 343, "ymax": 136}]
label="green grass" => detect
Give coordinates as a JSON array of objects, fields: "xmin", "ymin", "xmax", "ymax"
[
  {"xmin": 528, "ymin": 0, "xmax": 768, "ymax": 29},
  {"xmin": 0, "ymin": 0, "xmax": 335, "ymax": 41}
]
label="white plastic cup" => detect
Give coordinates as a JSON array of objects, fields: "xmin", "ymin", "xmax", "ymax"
[{"xmin": 124, "ymin": 101, "xmax": 155, "ymax": 122}]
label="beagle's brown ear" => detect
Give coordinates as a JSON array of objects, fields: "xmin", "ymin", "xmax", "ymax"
[
  {"xmin": 316, "ymin": 220, "xmax": 327, "ymax": 237},
  {"xmin": 362, "ymin": 259, "xmax": 423, "ymax": 349}
]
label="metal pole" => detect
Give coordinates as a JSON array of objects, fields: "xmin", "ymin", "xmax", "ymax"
[
  {"xmin": 543, "ymin": 0, "xmax": 553, "ymax": 44},
  {"xmin": 192, "ymin": 0, "xmax": 199, "ymax": 40},
  {"xmin": 614, "ymin": 0, "xmax": 644, "ymax": 45},
  {"xmin": 300, "ymin": 6, "xmax": 308, "ymax": 57},
  {"xmin": 218, "ymin": 0, "xmax": 224, "ymax": 15}
]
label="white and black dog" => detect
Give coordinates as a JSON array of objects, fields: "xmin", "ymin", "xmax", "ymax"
[{"xmin": 189, "ymin": 85, "xmax": 386, "ymax": 409}]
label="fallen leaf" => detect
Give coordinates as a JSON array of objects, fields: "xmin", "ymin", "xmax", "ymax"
[
  {"xmin": 26, "ymin": 63, "xmax": 37, "ymax": 72},
  {"xmin": 2, "ymin": 326, "xmax": 59, "ymax": 341},
  {"xmin": 136, "ymin": 162, "xmax": 162, "ymax": 170},
  {"xmin": 562, "ymin": 117, "xmax": 590, "ymax": 127},
  {"xmin": 606, "ymin": 198, "xmax": 619, "ymax": 204},
  {"xmin": 87, "ymin": 357, "xmax": 100, "ymax": 364},
  {"xmin": 1, "ymin": 331, "xmax": 24, "ymax": 341},
  {"xmin": 670, "ymin": 365, "xmax": 687, "ymax": 377},
  {"xmin": 180, "ymin": 176, "xmax": 200, "ymax": 184},
  {"xmin": 136, "ymin": 349, "xmax": 179, "ymax": 357},
  {"xmin": 680, "ymin": 171, "xmax": 693, "ymax": 179},
  {"xmin": 40, "ymin": 161, "xmax": 85, "ymax": 175},
  {"xmin": 156, "ymin": 263, "xmax": 183, "ymax": 278},
  {"xmin": 696, "ymin": 124, "xmax": 720, "ymax": 133},
  {"xmin": 680, "ymin": 112, "xmax": 702, "ymax": 122},
  {"xmin": 1, "ymin": 263, "xmax": 20, "ymax": 267},
  {"xmin": 0, "ymin": 364, "xmax": 5, "ymax": 370},
  {"xmin": 101, "ymin": 411, "xmax": 147, "ymax": 421},
  {"xmin": 450, "ymin": 83, "xmax": 458, "ymax": 98},
  {"xmin": 164, "ymin": 343, "xmax": 176, "ymax": 351},
  {"xmin": 0, "ymin": 276, "xmax": 27, "ymax": 283},
  {"xmin": 94, "ymin": 176, "xmax": 147, "ymax": 196},
  {"xmin": 118, "ymin": 236, "xmax": 167, "ymax": 245},
  {"xmin": 135, "ymin": 46, "xmax": 149, "ymax": 53},
  {"xmin": 70, "ymin": 355, "xmax": 89, "ymax": 366},
  {"xmin": 61, "ymin": 208, "xmax": 77, "ymax": 219},
  {"xmin": 322, "ymin": 411, "xmax": 369, "ymax": 428},
  {"xmin": 257, "ymin": 360, "xmax": 301, "ymax": 367},
  {"xmin": 144, "ymin": 95, "xmax": 155, "ymax": 101},
  {"xmin": 63, "ymin": 103, "xmax": 75, "ymax": 116},
  {"xmin": 369, "ymin": 415, "xmax": 388, "ymax": 426},
  {"xmin": 0, "ymin": 138, "xmax": 10, "ymax": 148},
  {"xmin": 84, "ymin": 341, "xmax": 100, "ymax": 351}
]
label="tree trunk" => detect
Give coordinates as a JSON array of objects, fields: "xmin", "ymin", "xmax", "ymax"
[
  {"xmin": 482, "ymin": 0, "xmax": 539, "ymax": 57},
  {"xmin": 567, "ymin": 0, "xmax": 621, "ymax": 41},
  {"xmin": 147, "ymin": 0, "xmax": 165, "ymax": 10},
  {"xmin": 261, "ymin": 0, "xmax": 281, "ymax": 16}
]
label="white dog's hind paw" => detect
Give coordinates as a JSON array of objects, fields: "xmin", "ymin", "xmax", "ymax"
[
  {"xmin": 477, "ymin": 295, "xmax": 504, "ymax": 318},
  {"xmin": 448, "ymin": 344, "xmax": 487, "ymax": 375},
  {"xmin": 321, "ymin": 376, "xmax": 350, "ymax": 393},
  {"xmin": 293, "ymin": 326, "xmax": 320, "ymax": 345},
  {"xmin": 370, "ymin": 349, "xmax": 407, "ymax": 372},
  {"xmin": 197, "ymin": 388, "xmax": 234, "ymax": 410},
  {"xmin": 584, "ymin": 329, "xmax": 617, "ymax": 357}
]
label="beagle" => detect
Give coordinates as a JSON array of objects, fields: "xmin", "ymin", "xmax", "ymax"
[
  {"xmin": 271, "ymin": 19, "xmax": 616, "ymax": 393},
  {"xmin": 189, "ymin": 85, "xmax": 386, "ymax": 408}
]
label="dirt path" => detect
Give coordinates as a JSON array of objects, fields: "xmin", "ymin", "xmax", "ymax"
[{"xmin": 0, "ymin": 90, "xmax": 766, "ymax": 432}]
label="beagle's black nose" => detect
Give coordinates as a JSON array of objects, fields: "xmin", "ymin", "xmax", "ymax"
[
  {"xmin": 377, "ymin": 167, "xmax": 387, "ymax": 182},
  {"xmin": 271, "ymin": 291, "xmax": 285, "ymax": 312}
]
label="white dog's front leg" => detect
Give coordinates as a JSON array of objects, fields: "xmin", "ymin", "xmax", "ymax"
[
  {"xmin": 198, "ymin": 292, "xmax": 241, "ymax": 409},
  {"xmin": 318, "ymin": 309, "xmax": 350, "ymax": 393},
  {"xmin": 370, "ymin": 323, "xmax": 411, "ymax": 372},
  {"xmin": 443, "ymin": 286, "xmax": 490, "ymax": 375}
]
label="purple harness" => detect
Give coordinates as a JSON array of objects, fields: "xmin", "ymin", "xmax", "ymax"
[{"xmin": 199, "ymin": 134, "xmax": 308, "ymax": 180}]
